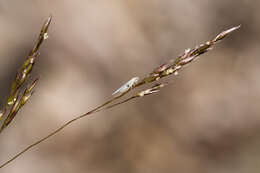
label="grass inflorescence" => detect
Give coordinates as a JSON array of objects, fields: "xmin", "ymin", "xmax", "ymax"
[
  {"xmin": 0, "ymin": 16, "xmax": 52, "ymax": 133},
  {"xmin": 0, "ymin": 17, "xmax": 240, "ymax": 169}
]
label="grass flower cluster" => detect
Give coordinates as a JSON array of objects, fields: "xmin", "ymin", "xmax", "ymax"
[
  {"xmin": 0, "ymin": 16, "xmax": 240, "ymax": 169},
  {"xmin": 0, "ymin": 16, "xmax": 52, "ymax": 133}
]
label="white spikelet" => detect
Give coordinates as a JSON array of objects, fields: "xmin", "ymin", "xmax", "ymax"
[{"xmin": 112, "ymin": 77, "xmax": 139, "ymax": 96}]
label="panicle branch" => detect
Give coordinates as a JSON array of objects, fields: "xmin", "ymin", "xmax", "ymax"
[
  {"xmin": 0, "ymin": 16, "xmax": 52, "ymax": 133},
  {"xmin": 133, "ymin": 25, "xmax": 241, "ymax": 89}
]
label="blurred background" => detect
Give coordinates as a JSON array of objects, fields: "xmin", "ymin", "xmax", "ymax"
[{"xmin": 0, "ymin": 0, "xmax": 260, "ymax": 172}]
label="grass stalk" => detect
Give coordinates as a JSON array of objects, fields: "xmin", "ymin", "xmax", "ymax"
[{"xmin": 0, "ymin": 23, "xmax": 240, "ymax": 169}]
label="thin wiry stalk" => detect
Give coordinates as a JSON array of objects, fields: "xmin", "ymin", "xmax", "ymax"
[
  {"xmin": 0, "ymin": 16, "xmax": 52, "ymax": 133},
  {"xmin": 0, "ymin": 83, "xmax": 167, "ymax": 169},
  {"xmin": 0, "ymin": 25, "xmax": 240, "ymax": 169}
]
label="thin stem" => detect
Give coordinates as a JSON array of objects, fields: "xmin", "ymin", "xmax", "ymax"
[{"xmin": 0, "ymin": 94, "xmax": 137, "ymax": 169}]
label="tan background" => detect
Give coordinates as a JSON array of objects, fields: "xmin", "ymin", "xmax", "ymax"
[{"xmin": 0, "ymin": 0, "xmax": 260, "ymax": 172}]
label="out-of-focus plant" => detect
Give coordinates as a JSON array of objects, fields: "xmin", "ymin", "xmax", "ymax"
[
  {"xmin": 0, "ymin": 18, "xmax": 240, "ymax": 168},
  {"xmin": 0, "ymin": 16, "xmax": 52, "ymax": 134}
]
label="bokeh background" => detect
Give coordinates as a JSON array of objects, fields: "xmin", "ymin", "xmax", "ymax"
[{"xmin": 0, "ymin": 0, "xmax": 260, "ymax": 172}]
